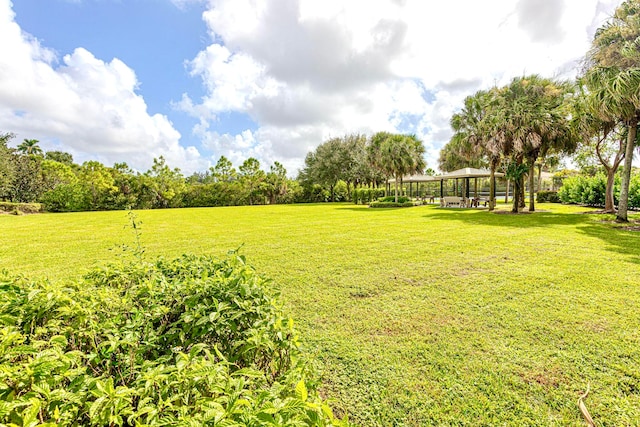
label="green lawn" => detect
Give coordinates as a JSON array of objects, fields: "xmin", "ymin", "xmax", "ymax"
[{"xmin": 2, "ymin": 203, "xmax": 640, "ymax": 426}]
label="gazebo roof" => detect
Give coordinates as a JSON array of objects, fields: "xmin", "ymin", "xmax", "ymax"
[
  {"xmin": 439, "ymin": 167, "xmax": 505, "ymax": 179},
  {"xmin": 388, "ymin": 168, "xmax": 504, "ymax": 183}
]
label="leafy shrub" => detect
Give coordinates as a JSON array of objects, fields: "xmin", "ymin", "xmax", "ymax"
[
  {"xmin": 0, "ymin": 252, "xmax": 348, "ymax": 426},
  {"xmin": 558, "ymin": 173, "xmax": 626, "ymax": 207},
  {"xmin": 629, "ymin": 173, "xmax": 640, "ymax": 209},
  {"xmin": 0, "ymin": 201, "xmax": 42, "ymax": 213},
  {"xmin": 536, "ymin": 191, "xmax": 561, "ymax": 203},
  {"xmin": 378, "ymin": 196, "xmax": 410, "ymax": 203},
  {"xmin": 369, "ymin": 201, "xmax": 414, "ymax": 208}
]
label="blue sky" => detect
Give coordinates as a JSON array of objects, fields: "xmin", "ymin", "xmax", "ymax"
[{"xmin": 0, "ymin": 0, "xmax": 622, "ymax": 175}]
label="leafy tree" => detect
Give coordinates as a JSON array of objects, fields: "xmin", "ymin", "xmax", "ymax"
[
  {"xmin": 210, "ymin": 155, "xmax": 238, "ymax": 183},
  {"xmin": 45, "ymin": 150, "xmax": 74, "ymax": 166},
  {"xmin": 9, "ymin": 153, "xmax": 44, "ymax": 202},
  {"xmin": 300, "ymin": 138, "xmax": 344, "ymax": 202},
  {"xmin": 571, "ymin": 83, "xmax": 629, "ymax": 212},
  {"xmin": 145, "ymin": 156, "xmax": 186, "ymax": 208},
  {"xmin": 584, "ymin": 0, "xmax": 640, "ymax": 221},
  {"xmin": 78, "ymin": 161, "xmax": 118, "ymax": 210},
  {"xmin": 0, "ymin": 132, "xmax": 16, "ymax": 200},
  {"xmin": 40, "ymin": 160, "xmax": 82, "ymax": 211},
  {"xmin": 264, "ymin": 161, "xmax": 289, "ymax": 204},
  {"xmin": 109, "ymin": 162, "xmax": 139, "ymax": 209},
  {"xmin": 340, "ymin": 134, "xmax": 370, "ymax": 197},
  {"xmin": 16, "ymin": 138, "xmax": 43, "ymax": 156},
  {"xmin": 239, "ymin": 157, "xmax": 266, "ymax": 205}
]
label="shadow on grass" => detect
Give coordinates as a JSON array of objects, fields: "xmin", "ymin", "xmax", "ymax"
[
  {"xmin": 336, "ymin": 206, "xmax": 410, "ymax": 212},
  {"xmin": 427, "ymin": 207, "xmax": 640, "ymax": 264},
  {"xmin": 577, "ymin": 222, "xmax": 640, "ymax": 265},
  {"xmin": 425, "ymin": 208, "xmax": 590, "ymax": 228}
]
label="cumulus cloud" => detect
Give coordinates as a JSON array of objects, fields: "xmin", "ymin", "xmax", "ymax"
[
  {"xmin": 0, "ymin": 0, "xmax": 204, "ymax": 173},
  {"xmin": 1, "ymin": 0, "xmax": 624, "ymax": 176},
  {"xmin": 180, "ymin": 0, "xmax": 622, "ymax": 173},
  {"xmin": 516, "ymin": 0, "xmax": 566, "ymax": 43}
]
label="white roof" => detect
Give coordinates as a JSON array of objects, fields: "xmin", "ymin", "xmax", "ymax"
[{"xmin": 388, "ymin": 168, "xmax": 504, "ymax": 183}]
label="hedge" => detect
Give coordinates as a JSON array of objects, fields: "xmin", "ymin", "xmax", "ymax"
[
  {"xmin": 0, "ymin": 201, "xmax": 42, "ymax": 214},
  {"xmin": 369, "ymin": 201, "xmax": 415, "ymax": 208},
  {"xmin": 557, "ymin": 172, "xmax": 640, "ymax": 208}
]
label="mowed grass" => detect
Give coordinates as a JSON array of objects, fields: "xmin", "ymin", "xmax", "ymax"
[{"xmin": 2, "ymin": 203, "xmax": 640, "ymax": 426}]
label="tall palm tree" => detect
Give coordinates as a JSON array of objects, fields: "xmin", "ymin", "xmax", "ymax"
[
  {"xmin": 17, "ymin": 139, "xmax": 43, "ymax": 156},
  {"xmin": 447, "ymin": 90, "xmax": 504, "ymax": 210},
  {"xmin": 584, "ymin": 0, "xmax": 640, "ymax": 222},
  {"xmin": 371, "ymin": 133, "xmax": 426, "ymax": 202}
]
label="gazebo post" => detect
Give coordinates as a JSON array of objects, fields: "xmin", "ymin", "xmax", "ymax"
[
  {"xmin": 440, "ymin": 180, "xmax": 444, "ymax": 198},
  {"xmin": 465, "ymin": 178, "xmax": 470, "ymax": 198}
]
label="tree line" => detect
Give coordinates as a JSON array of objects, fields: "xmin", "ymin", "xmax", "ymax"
[
  {"xmin": 0, "ymin": 132, "xmax": 304, "ymax": 211},
  {"xmin": 1, "ymin": 130, "xmax": 428, "ymax": 211},
  {"xmin": 299, "ymin": 132, "xmax": 431, "ymax": 203}
]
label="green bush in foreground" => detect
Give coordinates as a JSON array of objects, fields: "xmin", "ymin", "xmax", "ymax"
[{"xmin": 0, "ymin": 252, "xmax": 347, "ymax": 426}]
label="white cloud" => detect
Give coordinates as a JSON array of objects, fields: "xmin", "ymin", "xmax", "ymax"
[
  {"xmin": 182, "ymin": 0, "xmax": 622, "ymax": 172},
  {"xmin": 1, "ymin": 0, "xmax": 624, "ymax": 177},
  {"xmin": 0, "ymin": 0, "xmax": 205, "ymax": 173}
]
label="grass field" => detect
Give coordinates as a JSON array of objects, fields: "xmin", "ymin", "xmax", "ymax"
[{"xmin": 2, "ymin": 203, "xmax": 640, "ymax": 426}]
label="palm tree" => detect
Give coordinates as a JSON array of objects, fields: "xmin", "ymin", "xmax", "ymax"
[
  {"xmin": 17, "ymin": 139, "xmax": 43, "ymax": 156},
  {"xmin": 370, "ymin": 132, "xmax": 426, "ymax": 202},
  {"xmin": 584, "ymin": 0, "xmax": 640, "ymax": 222},
  {"xmin": 447, "ymin": 90, "xmax": 504, "ymax": 210}
]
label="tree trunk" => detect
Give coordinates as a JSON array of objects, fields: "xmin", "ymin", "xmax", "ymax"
[
  {"xmin": 512, "ymin": 177, "xmax": 520, "ymax": 213},
  {"xmin": 528, "ymin": 162, "xmax": 536, "ymax": 212},
  {"xmin": 394, "ymin": 176, "xmax": 399, "ymax": 203},
  {"xmin": 489, "ymin": 166, "xmax": 496, "ymax": 211},
  {"xmin": 617, "ymin": 119, "xmax": 637, "ymax": 222},
  {"xmin": 505, "ymin": 180, "xmax": 510, "ymax": 203},
  {"xmin": 604, "ymin": 167, "xmax": 616, "ymax": 213},
  {"xmin": 537, "ymin": 164, "xmax": 542, "ymax": 193},
  {"xmin": 519, "ymin": 176, "xmax": 526, "ymax": 209}
]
